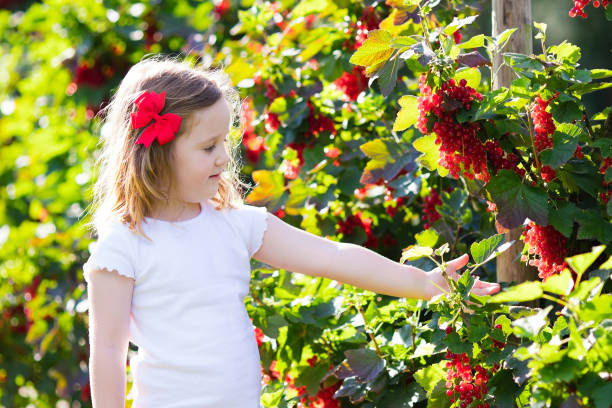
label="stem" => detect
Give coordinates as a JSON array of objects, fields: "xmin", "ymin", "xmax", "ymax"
[
  {"xmin": 511, "ymin": 147, "xmax": 539, "ymax": 183},
  {"xmin": 449, "ymin": 224, "xmax": 462, "ymax": 255},
  {"xmin": 541, "ymin": 293, "xmax": 567, "ymax": 307},
  {"xmin": 355, "ymin": 303, "xmax": 384, "ymax": 358},
  {"xmin": 526, "ymin": 104, "xmax": 542, "ymax": 175},
  {"xmin": 583, "ymin": 109, "xmax": 595, "ymax": 140}
]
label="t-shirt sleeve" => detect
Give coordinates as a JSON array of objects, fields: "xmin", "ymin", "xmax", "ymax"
[
  {"xmin": 236, "ymin": 204, "xmax": 270, "ymax": 258},
  {"xmin": 83, "ymin": 221, "xmax": 137, "ymax": 283}
]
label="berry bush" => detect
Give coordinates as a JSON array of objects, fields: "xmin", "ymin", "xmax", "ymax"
[{"xmin": 1, "ymin": 0, "xmax": 611, "ymax": 407}]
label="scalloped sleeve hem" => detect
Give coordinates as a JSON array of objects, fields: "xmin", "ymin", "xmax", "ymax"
[
  {"xmin": 83, "ymin": 222, "xmax": 137, "ymax": 283},
  {"xmin": 238, "ymin": 204, "xmax": 270, "ymax": 259},
  {"xmin": 250, "ymin": 207, "xmax": 270, "ymax": 258}
]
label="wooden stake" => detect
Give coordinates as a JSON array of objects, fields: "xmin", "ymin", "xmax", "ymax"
[{"xmin": 492, "ymin": 0, "xmax": 539, "ymax": 284}]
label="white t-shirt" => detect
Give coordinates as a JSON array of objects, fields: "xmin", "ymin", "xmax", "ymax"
[{"xmin": 83, "ymin": 200, "xmax": 269, "ymax": 408}]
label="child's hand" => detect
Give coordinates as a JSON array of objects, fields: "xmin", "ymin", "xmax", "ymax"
[{"xmin": 425, "ymin": 253, "xmax": 501, "ymax": 299}]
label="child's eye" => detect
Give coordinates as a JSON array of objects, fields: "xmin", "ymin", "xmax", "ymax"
[{"xmin": 204, "ymin": 144, "xmax": 215, "ymax": 152}]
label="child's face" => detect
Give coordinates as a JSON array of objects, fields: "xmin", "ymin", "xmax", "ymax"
[{"xmin": 168, "ymin": 98, "xmax": 231, "ymax": 204}]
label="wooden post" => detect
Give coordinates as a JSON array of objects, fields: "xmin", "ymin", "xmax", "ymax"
[{"xmin": 492, "ymin": 0, "xmax": 539, "ymax": 283}]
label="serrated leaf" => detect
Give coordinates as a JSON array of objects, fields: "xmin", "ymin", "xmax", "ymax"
[
  {"xmin": 549, "ymin": 202, "xmax": 579, "ymax": 238},
  {"xmin": 377, "ymin": 54, "xmax": 400, "ymax": 97},
  {"xmin": 470, "ymin": 234, "xmax": 505, "ymax": 264},
  {"xmin": 512, "ymin": 305, "xmax": 552, "ymax": 338},
  {"xmin": 393, "ymin": 95, "xmax": 418, "ymax": 131},
  {"xmin": 413, "ymin": 134, "xmax": 449, "ymax": 177},
  {"xmin": 453, "ymin": 67, "xmax": 481, "ymax": 89},
  {"xmin": 414, "ymin": 361, "xmax": 446, "ymax": 393},
  {"xmin": 542, "ymin": 268, "xmax": 574, "ymax": 296},
  {"xmin": 443, "ymin": 15, "xmax": 478, "ymax": 35},
  {"xmin": 486, "ymin": 170, "xmax": 548, "ymax": 230},
  {"xmin": 415, "ymin": 228, "xmax": 439, "ymax": 248},
  {"xmin": 565, "ymin": 245, "xmax": 606, "ymax": 276},
  {"xmin": 540, "ymin": 124, "xmax": 581, "ymax": 168},
  {"xmin": 401, "ymin": 245, "xmax": 433, "ymax": 263},
  {"xmin": 349, "ymin": 29, "xmax": 394, "ymax": 67},
  {"xmin": 488, "ymin": 281, "xmax": 543, "ymax": 303},
  {"xmin": 457, "ymin": 51, "xmax": 491, "ymax": 67},
  {"xmin": 458, "ymin": 34, "xmax": 485, "ymax": 49}
]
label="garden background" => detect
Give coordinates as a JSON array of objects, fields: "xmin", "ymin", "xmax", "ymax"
[{"xmin": 1, "ymin": 0, "xmax": 612, "ymax": 407}]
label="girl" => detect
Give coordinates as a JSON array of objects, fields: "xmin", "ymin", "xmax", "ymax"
[{"xmin": 82, "ymin": 54, "xmax": 500, "ymax": 408}]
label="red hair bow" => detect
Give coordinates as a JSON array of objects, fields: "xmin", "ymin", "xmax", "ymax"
[{"xmin": 131, "ymin": 90, "xmax": 182, "ymax": 148}]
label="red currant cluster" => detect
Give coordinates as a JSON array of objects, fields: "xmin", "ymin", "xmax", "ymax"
[
  {"xmin": 254, "ymin": 326, "xmax": 265, "ymax": 347},
  {"xmin": 384, "ymin": 186, "xmax": 407, "ymax": 218},
  {"xmin": 600, "ymin": 157, "xmax": 612, "ymax": 204},
  {"xmin": 569, "ymin": 0, "xmax": 609, "ymax": 17},
  {"xmin": 324, "ymin": 146, "xmax": 341, "ymax": 167},
  {"xmin": 282, "ymin": 142, "xmax": 309, "ymax": 180},
  {"xmin": 444, "ymin": 351, "xmax": 491, "ymax": 408},
  {"xmin": 333, "ymin": 66, "xmax": 368, "ymax": 101},
  {"xmin": 240, "ymin": 99, "xmax": 268, "ymax": 163},
  {"xmin": 483, "ymin": 139, "xmax": 525, "ymax": 179},
  {"xmin": 306, "ymin": 100, "xmax": 337, "ymax": 137},
  {"xmin": 531, "ymin": 95, "xmax": 558, "ymax": 153},
  {"xmin": 423, "ymin": 189, "xmax": 442, "ymax": 229},
  {"xmin": 521, "ymin": 221, "xmax": 569, "ymax": 280},
  {"xmin": 417, "ymin": 75, "xmax": 488, "ymax": 181},
  {"xmin": 265, "ymin": 112, "xmax": 281, "ymax": 134},
  {"xmin": 213, "ymin": 0, "xmax": 231, "ymax": 19},
  {"xmin": 336, "ymin": 211, "xmax": 379, "ymax": 248}
]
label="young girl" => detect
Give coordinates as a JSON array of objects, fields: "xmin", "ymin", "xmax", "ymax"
[{"xmin": 82, "ymin": 54, "xmax": 500, "ymax": 408}]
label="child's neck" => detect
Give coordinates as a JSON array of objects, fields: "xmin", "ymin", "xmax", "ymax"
[{"xmin": 149, "ymin": 200, "xmax": 203, "ymax": 222}]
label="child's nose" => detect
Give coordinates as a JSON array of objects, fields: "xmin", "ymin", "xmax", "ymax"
[{"xmin": 215, "ymin": 145, "xmax": 230, "ymax": 167}]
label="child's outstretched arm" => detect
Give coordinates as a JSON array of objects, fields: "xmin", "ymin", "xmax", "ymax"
[{"xmin": 253, "ymin": 214, "xmax": 500, "ymax": 299}]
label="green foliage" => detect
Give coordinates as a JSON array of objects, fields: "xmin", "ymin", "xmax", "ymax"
[{"xmin": 2, "ymin": 0, "xmax": 611, "ymax": 407}]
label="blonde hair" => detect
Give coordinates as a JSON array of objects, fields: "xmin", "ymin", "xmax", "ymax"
[{"xmin": 83, "ymin": 54, "xmax": 252, "ymax": 242}]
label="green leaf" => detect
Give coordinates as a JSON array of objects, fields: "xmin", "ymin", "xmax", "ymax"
[
  {"xmin": 551, "ymin": 101, "xmax": 583, "ymax": 123},
  {"xmin": 542, "ymin": 268, "xmax": 574, "ymax": 296},
  {"xmin": 458, "ymin": 34, "xmax": 484, "ymax": 49},
  {"xmin": 566, "ymin": 245, "xmax": 606, "ymax": 276},
  {"xmin": 401, "ymin": 245, "xmax": 433, "ymax": 263},
  {"xmin": 269, "ymin": 96, "xmax": 287, "ymax": 114},
  {"xmin": 453, "ymin": 67, "xmax": 481, "ymax": 89},
  {"xmin": 343, "ymin": 348, "xmax": 385, "ymax": 382},
  {"xmin": 488, "ymin": 281, "xmax": 543, "ymax": 303},
  {"xmin": 485, "ymin": 170, "xmax": 548, "ymax": 230},
  {"xmin": 576, "ymin": 210, "xmax": 612, "ymax": 245},
  {"xmin": 297, "ymin": 35, "xmax": 327, "ymax": 62},
  {"xmin": 512, "ymin": 305, "xmax": 552, "ymax": 338},
  {"xmin": 349, "ymin": 29, "xmax": 394, "ymax": 67},
  {"xmin": 415, "ymin": 229, "xmax": 439, "ymax": 248},
  {"xmin": 470, "ymin": 234, "xmax": 504, "ymax": 264},
  {"xmin": 549, "ymin": 41, "xmax": 581, "ymax": 64},
  {"xmin": 359, "ymin": 138, "xmax": 419, "ymax": 184},
  {"xmin": 394, "ymin": 95, "xmax": 419, "ymax": 131},
  {"xmin": 294, "ymin": 364, "xmax": 330, "ymax": 395},
  {"xmin": 413, "ymin": 135, "xmax": 449, "ymax": 177},
  {"xmin": 443, "ymin": 15, "xmax": 478, "ymax": 35},
  {"xmin": 414, "ymin": 361, "xmax": 446, "ymax": 393},
  {"xmin": 377, "ymin": 54, "xmax": 400, "ymax": 97},
  {"xmin": 494, "ymin": 28, "xmax": 517, "ymax": 50},
  {"xmin": 540, "ymin": 123, "xmax": 581, "ymax": 168},
  {"xmin": 549, "ymin": 202, "xmax": 580, "ymax": 238},
  {"xmin": 378, "ymin": 382, "xmax": 426, "ymax": 407},
  {"xmin": 600, "ymin": 253, "xmax": 612, "ymax": 270},
  {"xmin": 293, "ymin": 0, "xmax": 330, "ymax": 17},
  {"xmin": 591, "ymin": 69, "xmax": 612, "ymax": 79}
]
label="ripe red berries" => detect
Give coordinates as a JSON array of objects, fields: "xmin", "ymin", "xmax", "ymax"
[
  {"xmin": 522, "ymin": 221, "xmax": 569, "ymax": 280},
  {"xmin": 569, "ymin": 0, "xmax": 609, "ymax": 18},
  {"xmin": 444, "ymin": 351, "xmax": 491, "ymax": 407},
  {"xmin": 417, "ymin": 75, "xmax": 490, "ymax": 181}
]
